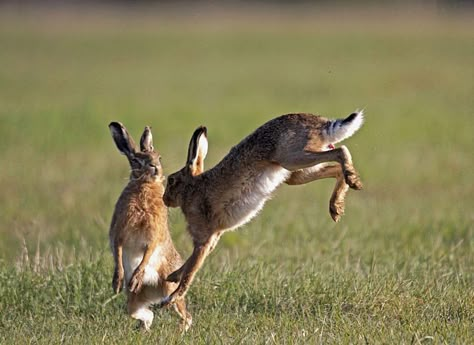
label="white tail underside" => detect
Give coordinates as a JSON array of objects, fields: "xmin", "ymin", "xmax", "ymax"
[{"xmin": 324, "ymin": 110, "xmax": 364, "ymax": 144}]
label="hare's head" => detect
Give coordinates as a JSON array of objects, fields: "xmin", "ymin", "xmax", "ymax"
[
  {"xmin": 163, "ymin": 126, "xmax": 207, "ymax": 208},
  {"xmin": 109, "ymin": 122, "xmax": 163, "ymax": 181}
]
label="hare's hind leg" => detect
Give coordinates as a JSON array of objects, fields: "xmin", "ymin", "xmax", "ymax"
[
  {"xmin": 162, "ymin": 279, "xmax": 193, "ymax": 331},
  {"xmin": 278, "ymin": 146, "xmax": 362, "ymax": 190},
  {"xmin": 127, "ymin": 290, "xmax": 154, "ymax": 331},
  {"xmin": 173, "ymin": 299, "xmax": 193, "ymax": 331},
  {"xmin": 286, "ymin": 164, "xmax": 349, "ymax": 222}
]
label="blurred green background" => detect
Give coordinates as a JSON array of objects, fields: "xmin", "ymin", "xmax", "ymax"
[
  {"xmin": 0, "ymin": 3, "xmax": 472, "ymax": 343},
  {"xmin": 1, "ymin": 4, "xmax": 471, "ymax": 261}
]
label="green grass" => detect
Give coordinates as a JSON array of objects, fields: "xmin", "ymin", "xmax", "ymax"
[{"xmin": 0, "ymin": 7, "xmax": 473, "ymax": 344}]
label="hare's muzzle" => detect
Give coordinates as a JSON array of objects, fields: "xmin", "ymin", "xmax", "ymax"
[
  {"xmin": 163, "ymin": 191, "xmax": 176, "ymax": 207},
  {"xmin": 163, "ymin": 193, "xmax": 170, "ymax": 207}
]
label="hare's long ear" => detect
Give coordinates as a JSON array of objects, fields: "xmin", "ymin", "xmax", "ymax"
[
  {"xmin": 109, "ymin": 122, "xmax": 137, "ymax": 158},
  {"xmin": 140, "ymin": 126, "xmax": 154, "ymax": 152},
  {"xmin": 186, "ymin": 126, "xmax": 208, "ymax": 176}
]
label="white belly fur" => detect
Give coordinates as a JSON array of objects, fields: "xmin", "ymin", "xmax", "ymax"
[
  {"xmin": 122, "ymin": 245, "xmax": 164, "ymax": 286},
  {"xmin": 227, "ymin": 166, "xmax": 291, "ymax": 231}
]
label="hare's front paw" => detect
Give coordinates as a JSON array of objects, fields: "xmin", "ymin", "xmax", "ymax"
[
  {"xmin": 129, "ymin": 268, "xmax": 145, "ymax": 293},
  {"xmin": 159, "ymin": 295, "xmax": 173, "ymax": 308},
  {"xmin": 112, "ymin": 270, "xmax": 124, "ymax": 294}
]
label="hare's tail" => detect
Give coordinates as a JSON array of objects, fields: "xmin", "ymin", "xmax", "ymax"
[{"xmin": 323, "ymin": 110, "xmax": 364, "ymax": 144}]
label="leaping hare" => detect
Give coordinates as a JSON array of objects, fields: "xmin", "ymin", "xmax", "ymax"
[
  {"xmin": 108, "ymin": 122, "xmax": 192, "ymax": 331},
  {"xmin": 161, "ymin": 111, "xmax": 364, "ymax": 307}
]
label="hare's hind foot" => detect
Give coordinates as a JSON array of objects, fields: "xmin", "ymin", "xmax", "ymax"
[
  {"xmin": 129, "ymin": 307, "xmax": 154, "ymax": 331},
  {"xmin": 329, "ymin": 199, "xmax": 345, "ymax": 223},
  {"xmin": 128, "ymin": 289, "xmax": 156, "ymax": 330},
  {"xmin": 174, "ymin": 299, "xmax": 192, "ymax": 332},
  {"xmin": 344, "ymin": 169, "xmax": 363, "ymax": 190}
]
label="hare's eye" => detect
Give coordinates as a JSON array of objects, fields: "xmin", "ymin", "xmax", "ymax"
[{"xmin": 131, "ymin": 158, "xmax": 144, "ymax": 167}]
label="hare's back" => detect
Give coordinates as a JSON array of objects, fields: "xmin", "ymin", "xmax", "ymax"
[
  {"xmin": 258, "ymin": 113, "xmax": 328, "ymax": 136},
  {"xmin": 226, "ymin": 113, "xmax": 328, "ymax": 162}
]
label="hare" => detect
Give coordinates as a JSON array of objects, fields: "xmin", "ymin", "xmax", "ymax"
[
  {"xmin": 108, "ymin": 122, "xmax": 192, "ymax": 331},
  {"xmin": 160, "ymin": 111, "xmax": 364, "ymax": 307}
]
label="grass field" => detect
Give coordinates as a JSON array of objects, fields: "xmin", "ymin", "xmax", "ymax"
[{"xmin": 0, "ymin": 6, "xmax": 473, "ymax": 344}]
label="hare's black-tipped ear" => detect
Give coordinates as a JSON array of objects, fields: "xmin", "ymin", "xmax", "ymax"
[
  {"xmin": 109, "ymin": 122, "xmax": 137, "ymax": 157},
  {"xmin": 186, "ymin": 126, "xmax": 208, "ymax": 176},
  {"xmin": 140, "ymin": 126, "xmax": 154, "ymax": 152}
]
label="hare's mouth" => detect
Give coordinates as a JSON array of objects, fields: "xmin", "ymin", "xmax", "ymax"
[{"xmin": 327, "ymin": 143, "xmax": 335, "ymax": 150}]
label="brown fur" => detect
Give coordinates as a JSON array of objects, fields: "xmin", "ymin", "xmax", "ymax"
[
  {"xmin": 109, "ymin": 122, "xmax": 191, "ymax": 331},
  {"xmin": 161, "ymin": 112, "xmax": 364, "ymax": 308}
]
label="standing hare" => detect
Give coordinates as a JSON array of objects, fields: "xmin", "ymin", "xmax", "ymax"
[
  {"xmin": 160, "ymin": 111, "xmax": 364, "ymax": 307},
  {"xmin": 108, "ymin": 122, "xmax": 192, "ymax": 331}
]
